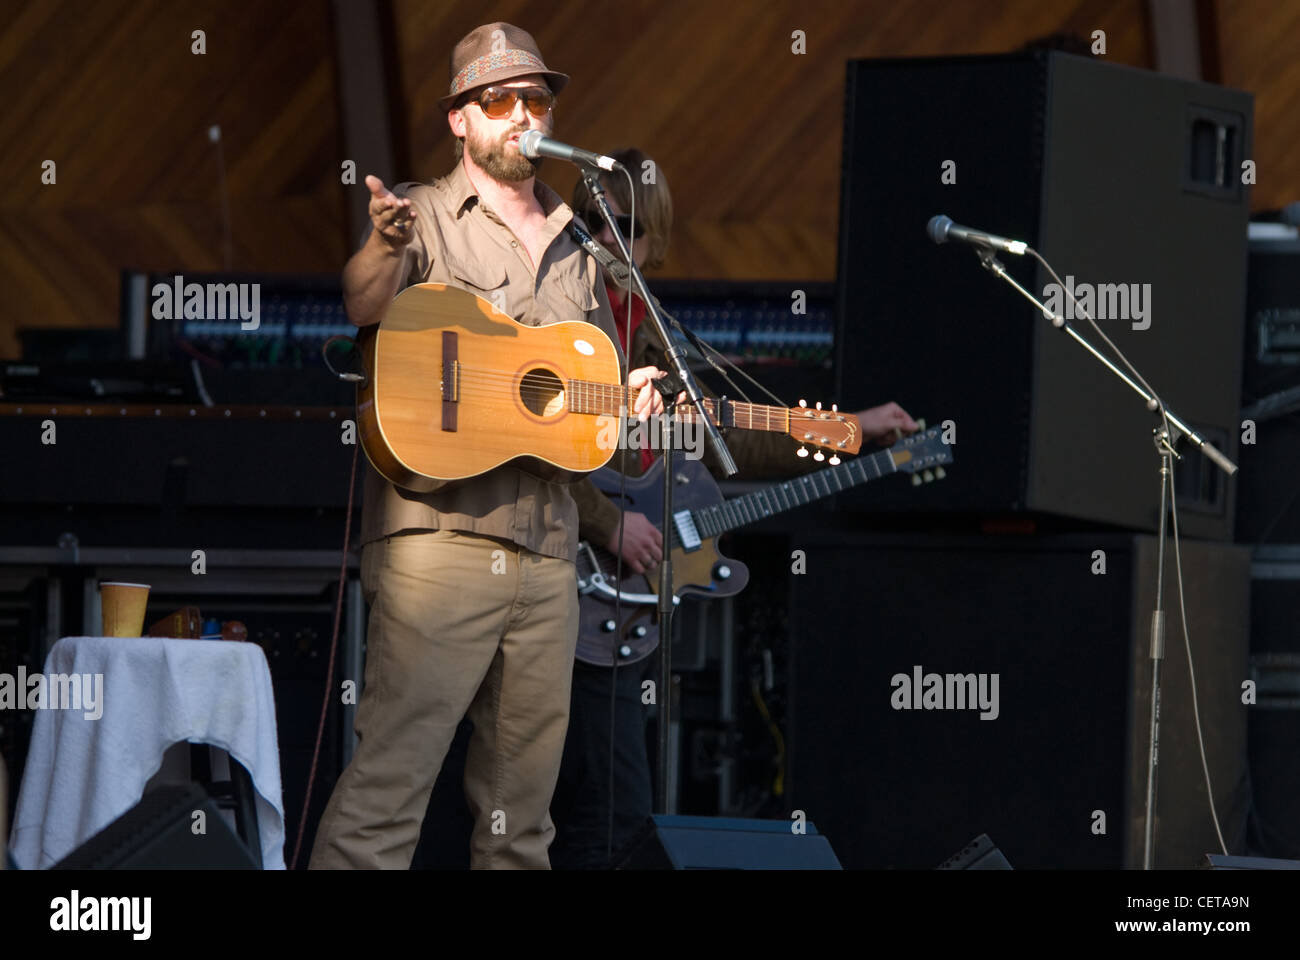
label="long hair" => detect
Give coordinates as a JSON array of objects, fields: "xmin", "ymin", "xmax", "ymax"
[{"xmin": 571, "ymin": 147, "xmax": 673, "ymax": 270}]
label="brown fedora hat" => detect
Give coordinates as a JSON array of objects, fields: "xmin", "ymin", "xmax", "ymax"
[{"xmin": 439, "ymin": 22, "xmax": 569, "ymax": 112}]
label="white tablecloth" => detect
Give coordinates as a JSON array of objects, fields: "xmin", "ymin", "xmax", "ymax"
[{"xmin": 8, "ymin": 636, "xmax": 284, "ymax": 869}]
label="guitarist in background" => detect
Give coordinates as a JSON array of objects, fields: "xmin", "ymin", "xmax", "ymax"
[
  {"xmin": 550, "ymin": 148, "xmax": 920, "ymax": 868},
  {"xmin": 310, "ymin": 23, "xmax": 674, "ymax": 871}
]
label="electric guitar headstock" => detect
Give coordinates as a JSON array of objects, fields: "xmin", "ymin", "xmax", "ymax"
[
  {"xmin": 884, "ymin": 418, "xmax": 954, "ymax": 485},
  {"xmin": 788, "ymin": 400, "xmax": 861, "ymax": 462}
]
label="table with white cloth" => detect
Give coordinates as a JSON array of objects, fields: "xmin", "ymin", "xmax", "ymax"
[{"xmin": 7, "ymin": 635, "xmax": 284, "ymax": 869}]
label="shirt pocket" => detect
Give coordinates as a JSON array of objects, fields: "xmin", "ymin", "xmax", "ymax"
[
  {"xmin": 443, "ymin": 253, "xmax": 508, "ymax": 307},
  {"xmin": 558, "ymin": 274, "xmax": 599, "ymax": 313},
  {"xmin": 547, "ymin": 273, "xmax": 600, "ymax": 330}
]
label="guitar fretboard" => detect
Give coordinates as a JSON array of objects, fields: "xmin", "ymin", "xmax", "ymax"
[
  {"xmin": 690, "ymin": 446, "xmax": 898, "ymax": 540},
  {"xmin": 567, "ymin": 382, "xmax": 793, "ymax": 436}
]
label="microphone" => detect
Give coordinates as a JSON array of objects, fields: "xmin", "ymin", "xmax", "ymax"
[
  {"xmin": 927, "ymin": 215, "xmax": 1028, "ymax": 256},
  {"xmin": 518, "ymin": 130, "xmax": 624, "ymax": 172}
]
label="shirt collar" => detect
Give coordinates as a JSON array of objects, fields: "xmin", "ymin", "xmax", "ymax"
[{"xmin": 443, "ymin": 157, "xmax": 571, "ymax": 224}]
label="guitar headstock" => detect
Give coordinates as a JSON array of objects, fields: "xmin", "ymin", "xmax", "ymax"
[
  {"xmin": 885, "ymin": 419, "xmax": 954, "ymax": 485},
  {"xmin": 789, "ymin": 401, "xmax": 862, "ymax": 462}
]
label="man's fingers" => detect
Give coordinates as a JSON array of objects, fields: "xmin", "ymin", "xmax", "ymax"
[
  {"xmin": 387, "ymin": 203, "xmax": 416, "ymax": 226},
  {"xmin": 365, "ymin": 174, "xmax": 393, "ymax": 199},
  {"xmin": 637, "ymin": 385, "xmax": 664, "ymax": 418},
  {"xmin": 634, "ymin": 384, "xmax": 653, "ymax": 418},
  {"xmin": 373, "ymin": 196, "xmax": 416, "ymax": 243},
  {"xmin": 374, "ymin": 196, "xmax": 412, "ymax": 218}
]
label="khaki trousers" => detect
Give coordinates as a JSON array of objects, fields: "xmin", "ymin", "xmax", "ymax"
[{"xmin": 308, "ymin": 529, "xmax": 579, "ymax": 869}]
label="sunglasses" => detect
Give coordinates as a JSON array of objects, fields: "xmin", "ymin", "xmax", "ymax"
[
  {"xmin": 466, "ymin": 84, "xmax": 555, "ymax": 120},
  {"xmin": 582, "ymin": 209, "xmax": 646, "ymax": 240}
]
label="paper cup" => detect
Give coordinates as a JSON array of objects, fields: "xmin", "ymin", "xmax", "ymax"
[{"xmin": 100, "ymin": 582, "xmax": 151, "ymax": 638}]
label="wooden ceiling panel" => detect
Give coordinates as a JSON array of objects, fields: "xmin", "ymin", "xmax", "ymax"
[
  {"xmin": 1217, "ymin": 0, "xmax": 1300, "ymax": 213},
  {"xmin": 0, "ymin": 0, "xmax": 349, "ymax": 358},
  {"xmin": 390, "ymin": 0, "xmax": 1152, "ymax": 281}
]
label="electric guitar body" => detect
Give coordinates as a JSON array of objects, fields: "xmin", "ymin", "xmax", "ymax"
[{"xmin": 575, "ymin": 455, "xmax": 748, "ymax": 668}]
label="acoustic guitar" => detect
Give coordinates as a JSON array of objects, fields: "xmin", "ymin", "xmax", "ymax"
[
  {"xmin": 575, "ymin": 423, "xmax": 953, "ymax": 666},
  {"xmin": 356, "ymin": 283, "xmax": 861, "ymax": 490}
]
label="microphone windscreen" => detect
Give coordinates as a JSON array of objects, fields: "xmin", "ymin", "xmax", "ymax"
[
  {"xmin": 518, "ymin": 129, "xmax": 544, "ymax": 158},
  {"xmin": 927, "ymin": 215, "xmax": 952, "ymax": 244}
]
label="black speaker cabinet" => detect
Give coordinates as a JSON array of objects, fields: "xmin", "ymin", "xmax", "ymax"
[
  {"xmin": 51, "ymin": 784, "xmax": 260, "ymax": 869},
  {"xmin": 1236, "ymin": 237, "xmax": 1300, "ymax": 543},
  {"xmin": 614, "ymin": 815, "xmax": 841, "ymax": 869},
  {"xmin": 835, "ymin": 52, "xmax": 1252, "ymax": 539},
  {"xmin": 1243, "ymin": 546, "xmax": 1300, "ymax": 858},
  {"xmin": 788, "ymin": 532, "xmax": 1251, "ymax": 868}
]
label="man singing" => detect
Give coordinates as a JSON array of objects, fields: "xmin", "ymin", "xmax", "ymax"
[{"xmin": 309, "ymin": 22, "xmax": 669, "ymax": 870}]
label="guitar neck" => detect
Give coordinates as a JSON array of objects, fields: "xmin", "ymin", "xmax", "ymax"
[
  {"xmin": 568, "ymin": 382, "xmax": 790, "ymax": 434},
  {"xmin": 690, "ymin": 446, "xmax": 900, "ymax": 539}
]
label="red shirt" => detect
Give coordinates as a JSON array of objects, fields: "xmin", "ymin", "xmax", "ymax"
[{"xmin": 606, "ymin": 281, "xmax": 654, "ymax": 472}]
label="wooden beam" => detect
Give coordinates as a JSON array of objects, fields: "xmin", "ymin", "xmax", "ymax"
[
  {"xmin": 331, "ymin": 0, "xmax": 397, "ymax": 244},
  {"xmin": 1147, "ymin": 0, "xmax": 1202, "ymax": 80}
]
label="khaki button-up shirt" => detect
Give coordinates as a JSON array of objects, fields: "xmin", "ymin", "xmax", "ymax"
[{"xmin": 357, "ymin": 160, "xmax": 626, "ymax": 561}]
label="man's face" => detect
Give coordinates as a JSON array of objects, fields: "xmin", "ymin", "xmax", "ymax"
[{"xmin": 453, "ymin": 75, "xmax": 554, "ymax": 182}]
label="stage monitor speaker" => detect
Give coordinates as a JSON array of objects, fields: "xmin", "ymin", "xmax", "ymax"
[
  {"xmin": 937, "ymin": 834, "xmax": 1013, "ymax": 870},
  {"xmin": 835, "ymin": 51, "xmax": 1252, "ymax": 539},
  {"xmin": 51, "ymin": 784, "xmax": 260, "ymax": 869},
  {"xmin": 614, "ymin": 815, "xmax": 841, "ymax": 869},
  {"xmin": 788, "ymin": 532, "xmax": 1251, "ymax": 869},
  {"xmin": 1205, "ymin": 854, "xmax": 1300, "ymax": 869}
]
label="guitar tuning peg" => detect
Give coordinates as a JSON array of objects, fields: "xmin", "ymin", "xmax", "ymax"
[
  {"xmin": 923, "ymin": 470, "xmax": 935, "ymax": 483},
  {"xmin": 917, "ymin": 418, "xmax": 927, "ymax": 430},
  {"xmin": 829, "ymin": 454, "xmax": 840, "ymax": 465},
  {"xmin": 831, "ymin": 403, "xmax": 838, "ymax": 412},
  {"xmin": 797, "ymin": 446, "xmax": 809, "ymax": 458},
  {"xmin": 935, "ymin": 466, "xmax": 946, "ymax": 479},
  {"xmin": 815, "ymin": 401, "xmax": 822, "ymax": 410},
  {"xmin": 813, "ymin": 450, "xmax": 825, "ymax": 461},
  {"xmin": 798, "ymin": 399, "xmax": 808, "ymax": 408},
  {"xmin": 911, "ymin": 473, "xmax": 923, "ymax": 486}
]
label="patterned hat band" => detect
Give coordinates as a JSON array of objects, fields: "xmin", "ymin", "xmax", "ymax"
[{"xmin": 451, "ymin": 49, "xmax": 547, "ymax": 96}]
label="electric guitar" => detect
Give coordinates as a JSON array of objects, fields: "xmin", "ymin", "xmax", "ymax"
[
  {"xmin": 575, "ymin": 423, "xmax": 954, "ymax": 666},
  {"xmin": 356, "ymin": 283, "xmax": 861, "ymax": 490}
]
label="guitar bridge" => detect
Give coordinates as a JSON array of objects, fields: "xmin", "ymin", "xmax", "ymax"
[{"xmin": 441, "ymin": 331, "xmax": 458, "ymax": 431}]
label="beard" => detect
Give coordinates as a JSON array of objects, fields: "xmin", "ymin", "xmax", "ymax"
[{"xmin": 466, "ymin": 123, "xmax": 543, "ymax": 182}]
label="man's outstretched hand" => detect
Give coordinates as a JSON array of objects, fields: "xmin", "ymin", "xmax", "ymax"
[{"xmin": 366, "ymin": 175, "xmax": 417, "ymax": 249}]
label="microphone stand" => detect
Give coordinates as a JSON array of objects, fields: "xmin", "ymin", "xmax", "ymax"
[
  {"xmin": 579, "ymin": 167, "xmax": 737, "ymax": 816},
  {"xmin": 970, "ymin": 244, "xmax": 1237, "ymax": 869}
]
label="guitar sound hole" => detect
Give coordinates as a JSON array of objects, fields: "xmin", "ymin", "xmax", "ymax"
[{"xmin": 519, "ymin": 368, "xmax": 566, "ymax": 417}]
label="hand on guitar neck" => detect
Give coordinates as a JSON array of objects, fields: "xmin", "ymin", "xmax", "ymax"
[
  {"xmin": 854, "ymin": 401, "xmax": 921, "ymax": 446},
  {"xmin": 626, "ymin": 366, "xmax": 682, "ymax": 422},
  {"xmin": 600, "ymin": 400, "xmax": 918, "ymax": 574}
]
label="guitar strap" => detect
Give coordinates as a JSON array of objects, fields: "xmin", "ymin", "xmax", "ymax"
[
  {"xmin": 568, "ymin": 219, "xmax": 705, "ymax": 398},
  {"xmin": 569, "ymin": 219, "xmax": 630, "ymax": 284}
]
